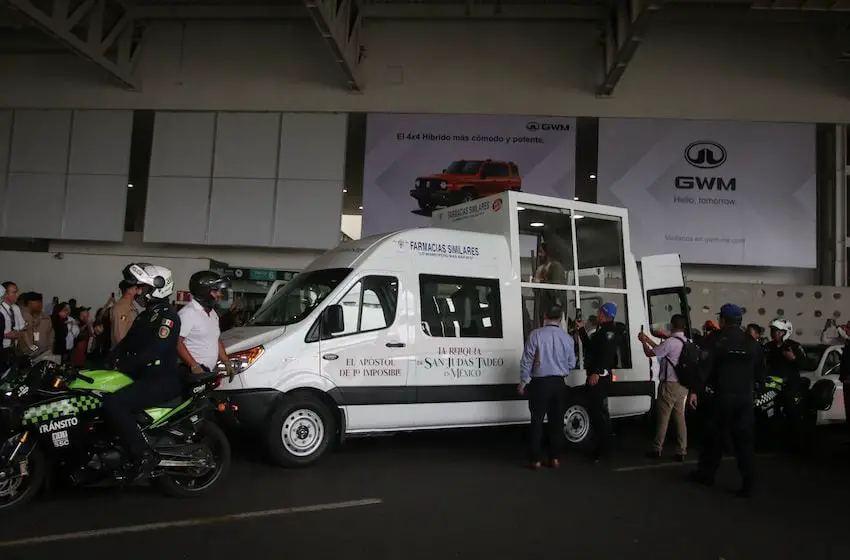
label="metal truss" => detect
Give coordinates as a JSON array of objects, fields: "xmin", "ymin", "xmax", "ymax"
[
  {"xmin": 304, "ymin": 0, "xmax": 364, "ymax": 92},
  {"xmin": 597, "ymin": 0, "xmax": 665, "ymax": 97},
  {"xmin": 1, "ymin": 0, "xmax": 141, "ymax": 89}
]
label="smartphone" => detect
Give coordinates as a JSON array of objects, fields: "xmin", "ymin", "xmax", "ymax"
[{"xmin": 111, "ymin": 292, "xmax": 115, "ymax": 298}]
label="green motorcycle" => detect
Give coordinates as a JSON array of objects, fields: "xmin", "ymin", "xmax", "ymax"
[{"xmin": 0, "ymin": 359, "xmax": 232, "ymax": 512}]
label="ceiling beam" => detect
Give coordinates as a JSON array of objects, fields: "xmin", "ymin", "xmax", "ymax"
[
  {"xmin": 597, "ymin": 0, "xmax": 666, "ymax": 97},
  {"xmin": 0, "ymin": 0, "xmax": 141, "ymax": 88},
  {"xmin": 132, "ymin": 3, "xmax": 604, "ymax": 21},
  {"xmin": 304, "ymin": 0, "xmax": 363, "ymax": 92}
]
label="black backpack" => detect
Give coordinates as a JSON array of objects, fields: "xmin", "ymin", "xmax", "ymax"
[{"xmin": 664, "ymin": 336, "xmax": 701, "ymax": 390}]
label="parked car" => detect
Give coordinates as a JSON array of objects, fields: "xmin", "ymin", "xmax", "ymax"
[
  {"xmin": 800, "ymin": 343, "xmax": 846, "ymax": 425},
  {"xmin": 409, "ymin": 159, "xmax": 521, "ymax": 211}
]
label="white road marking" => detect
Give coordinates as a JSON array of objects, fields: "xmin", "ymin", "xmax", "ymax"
[
  {"xmin": 614, "ymin": 454, "xmax": 775, "ymax": 472},
  {"xmin": 0, "ymin": 498, "xmax": 383, "ymax": 548}
]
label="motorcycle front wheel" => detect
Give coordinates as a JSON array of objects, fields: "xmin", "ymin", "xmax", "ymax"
[
  {"xmin": 153, "ymin": 421, "xmax": 231, "ymax": 499},
  {"xmin": 0, "ymin": 445, "xmax": 47, "ymax": 513}
]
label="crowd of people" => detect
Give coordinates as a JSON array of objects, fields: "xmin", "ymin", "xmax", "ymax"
[
  {"xmin": 520, "ymin": 301, "xmax": 850, "ymax": 499},
  {"xmin": 0, "ymin": 277, "xmax": 253, "ymax": 369}
]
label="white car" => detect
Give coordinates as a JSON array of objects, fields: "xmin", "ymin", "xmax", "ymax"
[{"xmin": 801, "ymin": 344, "xmax": 846, "ymax": 425}]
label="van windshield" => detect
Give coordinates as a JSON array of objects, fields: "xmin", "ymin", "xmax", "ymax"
[{"xmin": 249, "ymin": 268, "xmax": 352, "ymax": 327}]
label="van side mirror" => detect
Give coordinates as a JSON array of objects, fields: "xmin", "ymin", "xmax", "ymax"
[{"xmin": 322, "ymin": 305, "xmax": 345, "ymax": 335}]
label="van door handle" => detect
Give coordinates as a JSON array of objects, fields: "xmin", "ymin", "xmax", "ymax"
[
  {"xmin": 322, "ymin": 354, "xmax": 339, "ymax": 361},
  {"xmin": 385, "ymin": 342, "xmax": 406, "ymax": 348}
]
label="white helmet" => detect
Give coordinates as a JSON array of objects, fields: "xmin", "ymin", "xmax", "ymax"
[
  {"xmin": 122, "ymin": 263, "xmax": 175, "ymax": 306},
  {"xmin": 769, "ymin": 318, "xmax": 793, "ymax": 341}
]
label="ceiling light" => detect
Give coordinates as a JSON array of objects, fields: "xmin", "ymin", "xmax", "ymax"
[
  {"xmin": 573, "ymin": 215, "xmax": 584, "ymax": 220},
  {"xmin": 358, "ymin": 206, "xmax": 363, "ymax": 210},
  {"xmin": 589, "ymin": 174, "xmax": 597, "ymax": 179},
  {"xmin": 127, "ymin": 183, "xmax": 134, "ymax": 188},
  {"xmin": 530, "ymin": 222, "xmax": 544, "ymax": 228},
  {"xmin": 517, "ymin": 206, "xmax": 525, "ymax": 211},
  {"xmin": 343, "ymin": 188, "xmax": 348, "ymax": 193},
  {"xmin": 573, "ymin": 196, "xmax": 579, "ymax": 200}
]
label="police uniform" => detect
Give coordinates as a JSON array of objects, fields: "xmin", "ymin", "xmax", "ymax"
[
  {"xmin": 580, "ymin": 320, "xmax": 620, "ymax": 460},
  {"xmin": 763, "ymin": 337, "xmax": 806, "ymax": 448},
  {"xmin": 694, "ymin": 305, "xmax": 765, "ymax": 497},
  {"xmin": 109, "ymin": 296, "xmax": 137, "ymax": 349},
  {"xmin": 102, "ymin": 300, "xmax": 182, "ymax": 462}
]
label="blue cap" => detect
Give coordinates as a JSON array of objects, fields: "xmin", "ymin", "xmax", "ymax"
[
  {"xmin": 600, "ymin": 302, "xmax": 618, "ymax": 319},
  {"xmin": 719, "ymin": 303, "xmax": 743, "ymax": 319}
]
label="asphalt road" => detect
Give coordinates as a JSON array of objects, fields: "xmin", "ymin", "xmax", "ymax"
[{"xmin": 1, "ymin": 422, "xmax": 848, "ymax": 560}]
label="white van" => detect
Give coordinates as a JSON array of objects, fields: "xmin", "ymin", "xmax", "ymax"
[{"xmin": 216, "ymin": 192, "xmax": 690, "ymax": 466}]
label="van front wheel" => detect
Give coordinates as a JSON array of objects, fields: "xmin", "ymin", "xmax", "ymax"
[{"xmin": 267, "ymin": 394, "xmax": 335, "ymax": 468}]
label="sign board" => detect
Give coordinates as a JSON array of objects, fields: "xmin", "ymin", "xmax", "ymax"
[
  {"xmin": 596, "ymin": 118, "xmax": 816, "ymax": 268},
  {"xmin": 362, "ymin": 112, "xmax": 576, "ymax": 237}
]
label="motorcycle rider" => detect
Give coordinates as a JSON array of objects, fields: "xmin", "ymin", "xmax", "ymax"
[
  {"xmin": 177, "ymin": 270, "xmax": 234, "ymax": 380},
  {"xmin": 763, "ymin": 318, "xmax": 807, "ymax": 450},
  {"xmin": 102, "ymin": 263, "xmax": 182, "ymax": 480}
]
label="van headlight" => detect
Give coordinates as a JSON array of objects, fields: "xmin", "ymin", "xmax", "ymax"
[{"xmin": 227, "ymin": 345, "xmax": 265, "ymax": 375}]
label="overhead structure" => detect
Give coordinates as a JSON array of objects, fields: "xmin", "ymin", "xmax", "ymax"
[
  {"xmin": 597, "ymin": 0, "xmax": 665, "ymax": 97},
  {"xmin": 0, "ymin": 0, "xmax": 141, "ymax": 89},
  {"xmin": 304, "ymin": 0, "xmax": 364, "ymax": 92}
]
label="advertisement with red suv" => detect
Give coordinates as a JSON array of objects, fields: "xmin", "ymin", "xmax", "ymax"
[
  {"xmin": 362, "ymin": 113, "xmax": 576, "ymax": 237},
  {"xmin": 411, "ymin": 159, "xmax": 522, "ymax": 212}
]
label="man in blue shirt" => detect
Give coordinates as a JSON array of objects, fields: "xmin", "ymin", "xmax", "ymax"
[{"xmin": 519, "ymin": 305, "xmax": 577, "ymax": 469}]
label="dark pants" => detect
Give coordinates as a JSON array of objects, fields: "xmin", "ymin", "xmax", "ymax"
[
  {"xmin": 587, "ymin": 378, "xmax": 612, "ymax": 459},
  {"xmin": 102, "ymin": 368, "xmax": 182, "ymax": 461},
  {"xmin": 527, "ymin": 376, "xmax": 566, "ymax": 462},
  {"xmin": 697, "ymin": 396, "xmax": 755, "ymax": 490}
]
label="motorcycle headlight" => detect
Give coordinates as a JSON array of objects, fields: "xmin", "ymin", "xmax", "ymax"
[{"xmin": 227, "ymin": 345, "xmax": 265, "ymax": 375}]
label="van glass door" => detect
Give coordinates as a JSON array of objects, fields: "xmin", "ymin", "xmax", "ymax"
[{"xmin": 315, "ymin": 273, "xmax": 409, "ymax": 399}]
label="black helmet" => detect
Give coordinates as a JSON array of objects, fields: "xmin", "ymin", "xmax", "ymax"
[{"xmin": 189, "ymin": 270, "xmax": 229, "ymax": 309}]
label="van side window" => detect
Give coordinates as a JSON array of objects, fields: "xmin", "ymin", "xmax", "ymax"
[
  {"xmin": 419, "ymin": 274, "xmax": 503, "ymax": 339},
  {"xmin": 315, "ymin": 275, "xmax": 399, "ymax": 341},
  {"xmin": 482, "ymin": 163, "xmax": 509, "ymax": 177}
]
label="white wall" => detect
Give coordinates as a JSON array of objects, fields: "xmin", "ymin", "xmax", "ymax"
[
  {"xmin": 683, "ymin": 264, "xmax": 815, "ymax": 285},
  {"xmin": 48, "ymin": 233, "xmax": 323, "ymax": 270},
  {"xmin": 0, "ymin": 250, "xmax": 208, "ymax": 310},
  {"xmin": 0, "ymin": 14, "xmax": 847, "ymax": 122}
]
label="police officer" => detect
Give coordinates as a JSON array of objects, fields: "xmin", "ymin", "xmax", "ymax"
[
  {"xmin": 690, "ymin": 303, "xmax": 764, "ymax": 498},
  {"xmin": 763, "ymin": 318, "xmax": 807, "ymax": 451},
  {"xmin": 576, "ymin": 301, "xmax": 621, "ymax": 461},
  {"xmin": 109, "ymin": 280, "xmax": 141, "ymax": 348},
  {"xmin": 102, "ymin": 263, "xmax": 181, "ymax": 480}
]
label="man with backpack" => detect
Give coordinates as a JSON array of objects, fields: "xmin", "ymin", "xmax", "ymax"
[{"xmin": 639, "ymin": 314, "xmax": 698, "ymax": 461}]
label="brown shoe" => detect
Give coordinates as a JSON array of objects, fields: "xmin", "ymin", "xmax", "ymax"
[
  {"xmin": 549, "ymin": 459, "xmax": 561, "ymax": 469},
  {"xmin": 528, "ymin": 461, "xmax": 542, "ymax": 470}
]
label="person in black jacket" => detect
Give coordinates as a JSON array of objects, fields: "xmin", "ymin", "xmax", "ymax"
[
  {"xmin": 102, "ymin": 263, "xmax": 181, "ymax": 481},
  {"xmin": 690, "ymin": 303, "xmax": 765, "ymax": 498},
  {"xmin": 576, "ymin": 301, "xmax": 621, "ymax": 462}
]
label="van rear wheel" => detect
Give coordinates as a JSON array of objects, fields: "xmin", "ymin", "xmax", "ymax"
[
  {"xmin": 267, "ymin": 394, "xmax": 335, "ymax": 468},
  {"xmin": 563, "ymin": 398, "xmax": 593, "ymax": 447}
]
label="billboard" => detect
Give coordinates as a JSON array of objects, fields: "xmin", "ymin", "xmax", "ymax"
[
  {"xmin": 361, "ymin": 113, "xmax": 576, "ymax": 237},
  {"xmin": 597, "ymin": 118, "xmax": 816, "ymax": 268}
]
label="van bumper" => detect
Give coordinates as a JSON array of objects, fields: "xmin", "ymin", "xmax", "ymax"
[{"xmin": 213, "ymin": 388, "xmax": 281, "ymax": 430}]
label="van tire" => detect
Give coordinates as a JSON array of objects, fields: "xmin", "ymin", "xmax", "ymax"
[
  {"xmin": 266, "ymin": 394, "xmax": 335, "ymax": 468},
  {"xmin": 562, "ymin": 395, "xmax": 593, "ymax": 448}
]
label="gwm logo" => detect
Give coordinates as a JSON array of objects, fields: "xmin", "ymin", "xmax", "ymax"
[
  {"xmin": 676, "ymin": 140, "xmax": 736, "ymax": 192},
  {"xmin": 526, "ymin": 121, "xmax": 571, "ymax": 132},
  {"xmin": 684, "ymin": 141, "xmax": 727, "ymax": 169}
]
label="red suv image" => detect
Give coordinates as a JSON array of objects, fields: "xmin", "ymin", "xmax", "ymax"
[{"xmin": 410, "ymin": 159, "xmax": 522, "ymax": 212}]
